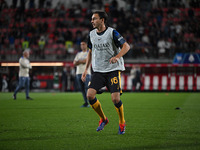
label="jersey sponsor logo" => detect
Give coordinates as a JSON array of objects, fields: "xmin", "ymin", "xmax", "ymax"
[{"xmin": 94, "ymin": 42, "xmax": 110, "ymax": 51}]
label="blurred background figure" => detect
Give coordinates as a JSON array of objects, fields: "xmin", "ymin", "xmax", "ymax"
[
  {"xmin": 61, "ymin": 67, "xmax": 67, "ymax": 92},
  {"xmin": 13, "ymin": 49, "xmax": 33, "ymax": 100},
  {"xmin": 130, "ymin": 65, "xmax": 142, "ymax": 91},
  {"xmin": 73, "ymin": 40, "xmax": 91, "ymax": 107},
  {"xmin": 38, "ymin": 35, "xmax": 46, "ymax": 59},
  {"xmin": 0, "ymin": 0, "xmax": 199, "ymax": 93},
  {"xmin": 22, "ymin": 37, "xmax": 29, "ymax": 51},
  {"xmin": 1, "ymin": 75, "xmax": 8, "ymax": 92}
]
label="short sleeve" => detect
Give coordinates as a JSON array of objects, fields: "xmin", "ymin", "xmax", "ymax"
[
  {"xmin": 113, "ymin": 30, "xmax": 126, "ymax": 48},
  {"xmin": 87, "ymin": 34, "xmax": 92, "ymax": 49}
]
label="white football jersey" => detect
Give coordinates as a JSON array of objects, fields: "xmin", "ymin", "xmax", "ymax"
[
  {"xmin": 89, "ymin": 27, "xmax": 125, "ymax": 73},
  {"xmin": 74, "ymin": 51, "xmax": 91, "ymax": 75},
  {"xmin": 19, "ymin": 56, "xmax": 32, "ymax": 77}
]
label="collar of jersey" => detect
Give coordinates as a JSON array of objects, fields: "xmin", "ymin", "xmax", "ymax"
[{"xmin": 96, "ymin": 27, "xmax": 108, "ymax": 36}]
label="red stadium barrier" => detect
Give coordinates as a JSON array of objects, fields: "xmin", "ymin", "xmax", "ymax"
[
  {"xmin": 1, "ymin": 62, "xmax": 199, "ymax": 91},
  {"xmin": 121, "ymin": 74, "xmax": 200, "ymax": 91}
]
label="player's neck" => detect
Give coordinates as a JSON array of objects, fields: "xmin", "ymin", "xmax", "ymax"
[{"xmin": 97, "ymin": 25, "xmax": 106, "ymax": 33}]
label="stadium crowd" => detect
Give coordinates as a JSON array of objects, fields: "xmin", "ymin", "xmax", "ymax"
[
  {"xmin": 1, "ymin": 0, "xmax": 200, "ymax": 92},
  {"xmin": 0, "ymin": 0, "xmax": 200, "ymax": 61}
]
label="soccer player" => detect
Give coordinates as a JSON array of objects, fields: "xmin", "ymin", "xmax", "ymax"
[
  {"xmin": 81, "ymin": 11, "xmax": 130, "ymax": 134},
  {"xmin": 13, "ymin": 49, "xmax": 33, "ymax": 100},
  {"xmin": 73, "ymin": 40, "xmax": 91, "ymax": 107}
]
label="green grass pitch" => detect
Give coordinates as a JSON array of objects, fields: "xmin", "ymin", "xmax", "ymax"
[{"xmin": 0, "ymin": 92, "xmax": 200, "ymax": 150}]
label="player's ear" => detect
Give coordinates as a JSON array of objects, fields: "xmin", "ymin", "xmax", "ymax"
[{"xmin": 101, "ymin": 18, "xmax": 104, "ymax": 23}]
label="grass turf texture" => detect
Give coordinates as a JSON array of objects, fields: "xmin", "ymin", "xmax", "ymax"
[{"xmin": 0, "ymin": 92, "xmax": 200, "ymax": 150}]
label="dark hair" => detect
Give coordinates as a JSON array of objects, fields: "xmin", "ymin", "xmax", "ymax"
[
  {"xmin": 93, "ymin": 10, "xmax": 108, "ymax": 24},
  {"xmin": 81, "ymin": 39, "xmax": 87, "ymax": 44},
  {"xmin": 81, "ymin": 36, "xmax": 88, "ymax": 43}
]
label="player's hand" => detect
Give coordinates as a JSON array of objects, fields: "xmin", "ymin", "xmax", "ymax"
[
  {"xmin": 109, "ymin": 57, "xmax": 119, "ymax": 64},
  {"xmin": 81, "ymin": 70, "xmax": 87, "ymax": 82}
]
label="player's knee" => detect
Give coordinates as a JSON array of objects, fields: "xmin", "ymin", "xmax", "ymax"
[
  {"xmin": 87, "ymin": 93, "xmax": 95, "ymax": 101},
  {"xmin": 111, "ymin": 92, "xmax": 121, "ymax": 104},
  {"xmin": 111, "ymin": 95, "xmax": 120, "ymax": 104},
  {"xmin": 87, "ymin": 88, "xmax": 96, "ymax": 100},
  {"xmin": 112, "ymin": 98, "xmax": 120, "ymax": 104}
]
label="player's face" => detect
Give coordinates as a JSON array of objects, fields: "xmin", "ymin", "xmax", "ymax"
[
  {"xmin": 80, "ymin": 42, "xmax": 87, "ymax": 51},
  {"xmin": 91, "ymin": 13, "xmax": 103, "ymax": 29},
  {"xmin": 24, "ymin": 52, "xmax": 30, "ymax": 58}
]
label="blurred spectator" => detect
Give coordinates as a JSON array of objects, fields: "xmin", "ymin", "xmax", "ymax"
[
  {"xmin": 65, "ymin": 40, "xmax": 74, "ymax": 58},
  {"xmin": 175, "ymin": 22, "xmax": 182, "ymax": 35},
  {"xmin": 29, "ymin": 0, "xmax": 35, "ymax": 9},
  {"xmin": 0, "ymin": 0, "xmax": 199, "ymax": 62},
  {"xmin": 9, "ymin": 34, "xmax": 15, "ymax": 50},
  {"xmin": 39, "ymin": 0, "xmax": 45, "ymax": 8},
  {"xmin": 74, "ymin": 30, "xmax": 83, "ymax": 50},
  {"xmin": 157, "ymin": 37, "xmax": 166, "ymax": 58},
  {"xmin": 45, "ymin": 0, "xmax": 52, "ymax": 9},
  {"xmin": 61, "ymin": 67, "xmax": 67, "ymax": 92},
  {"xmin": 57, "ymin": 33, "xmax": 65, "ymax": 44},
  {"xmin": 66, "ymin": 66, "xmax": 71, "ymax": 91},
  {"xmin": 130, "ymin": 65, "xmax": 142, "ymax": 91},
  {"xmin": 142, "ymin": 33, "xmax": 150, "ymax": 44},
  {"xmin": 22, "ymin": 38, "xmax": 29, "ymax": 50},
  {"xmin": 73, "ymin": 40, "xmax": 91, "ymax": 107},
  {"xmin": 164, "ymin": 38, "xmax": 172, "ymax": 58},
  {"xmin": 70, "ymin": 66, "xmax": 76, "ymax": 91},
  {"xmin": 1, "ymin": 75, "xmax": 8, "ymax": 92},
  {"xmin": 38, "ymin": 35, "xmax": 46, "ymax": 59},
  {"xmin": 11, "ymin": 0, "xmax": 18, "ymax": 8},
  {"xmin": 8, "ymin": 67, "xmax": 18, "ymax": 92},
  {"xmin": 0, "ymin": 0, "xmax": 8, "ymax": 9}
]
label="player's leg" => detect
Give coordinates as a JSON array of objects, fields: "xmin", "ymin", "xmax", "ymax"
[
  {"xmin": 109, "ymin": 71, "xmax": 126, "ymax": 134},
  {"xmin": 87, "ymin": 88, "xmax": 108, "ymax": 131},
  {"xmin": 76, "ymin": 74, "xmax": 88, "ymax": 106},
  {"xmin": 87, "ymin": 72, "xmax": 109, "ymax": 131},
  {"xmin": 13, "ymin": 77, "xmax": 24, "ymax": 99},
  {"xmin": 87, "ymin": 88, "xmax": 106, "ymax": 120},
  {"xmin": 111, "ymin": 92, "xmax": 125, "ymax": 124},
  {"xmin": 111, "ymin": 92, "xmax": 126, "ymax": 134},
  {"xmin": 82, "ymin": 74, "xmax": 91, "ymax": 106},
  {"xmin": 87, "ymin": 72, "xmax": 107, "ymax": 120},
  {"xmin": 25, "ymin": 77, "xmax": 32, "ymax": 100},
  {"xmin": 84, "ymin": 74, "xmax": 91, "ymax": 94}
]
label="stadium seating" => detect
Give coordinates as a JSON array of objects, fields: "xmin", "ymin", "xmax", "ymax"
[{"xmin": 0, "ymin": 5, "xmax": 199, "ymax": 62}]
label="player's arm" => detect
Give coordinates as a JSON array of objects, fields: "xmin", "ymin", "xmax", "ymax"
[
  {"xmin": 20, "ymin": 59, "xmax": 32, "ymax": 69},
  {"xmin": 81, "ymin": 49, "xmax": 92, "ymax": 82},
  {"xmin": 109, "ymin": 30, "xmax": 130, "ymax": 64},
  {"xmin": 73, "ymin": 59, "xmax": 87, "ymax": 66},
  {"xmin": 110, "ymin": 42, "xmax": 130, "ymax": 64},
  {"xmin": 73, "ymin": 54, "xmax": 87, "ymax": 66}
]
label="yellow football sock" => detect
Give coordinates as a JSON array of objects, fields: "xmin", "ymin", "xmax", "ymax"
[
  {"xmin": 115, "ymin": 101, "xmax": 125, "ymax": 124},
  {"xmin": 90, "ymin": 98, "xmax": 106, "ymax": 121}
]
